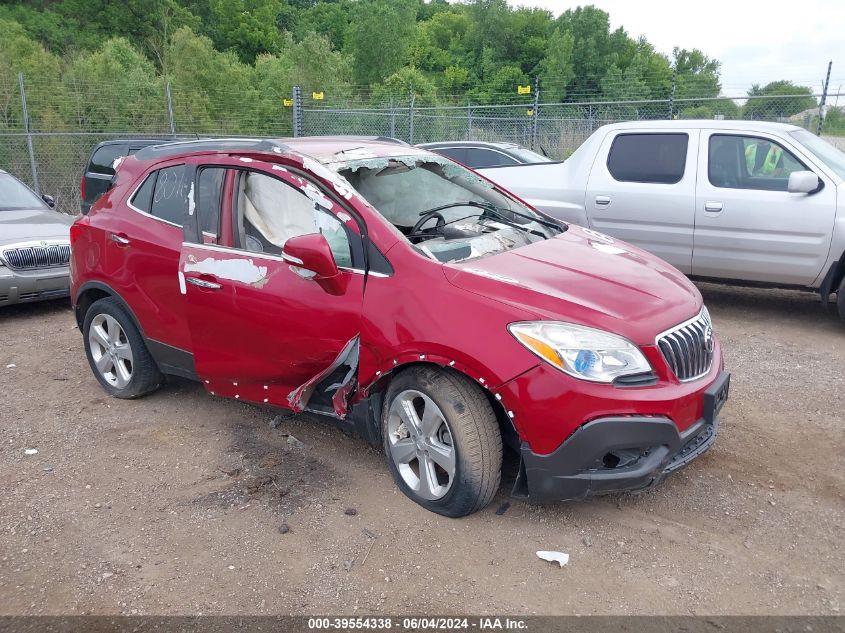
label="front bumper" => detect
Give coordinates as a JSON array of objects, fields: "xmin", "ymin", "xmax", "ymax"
[
  {"xmin": 515, "ymin": 371, "xmax": 730, "ymax": 502},
  {"xmin": 0, "ymin": 266, "xmax": 70, "ymax": 306}
]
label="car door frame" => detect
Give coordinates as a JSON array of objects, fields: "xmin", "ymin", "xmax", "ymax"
[
  {"xmin": 692, "ymin": 129, "xmax": 838, "ymax": 286},
  {"xmin": 584, "ymin": 128, "xmax": 700, "ymax": 273},
  {"xmin": 178, "ymin": 154, "xmax": 371, "ymax": 417}
]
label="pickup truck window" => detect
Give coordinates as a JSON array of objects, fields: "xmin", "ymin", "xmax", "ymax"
[
  {"xmin": 709, "ymin": 135, "xmax": 806, "ymax": 192},
  {"xmin": 606, "ymin": 133, "xmax": 688, "ymax": 184}
]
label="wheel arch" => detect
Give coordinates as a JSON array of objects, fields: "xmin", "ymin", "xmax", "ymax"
[
  {"xmin": 74, "ymin": 281, "xmax": 145, "ymax": 338},
  {"xmin": 356, "ymin": 358, "xmax": 521, "ymax": 452},
  {"xmin": 819, "ymin": 257, "xmax": 844, "ymax": 304}
]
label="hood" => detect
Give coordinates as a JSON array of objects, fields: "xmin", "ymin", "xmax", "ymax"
[
  {"xmin": 443, "ymin": 225, "xmax": 701, "ymax": 345},
  {"xmin": 0, "ymin": 208, "xmax": 73, "ymax": 247}
]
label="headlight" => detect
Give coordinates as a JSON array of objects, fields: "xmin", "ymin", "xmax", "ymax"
[{"xmin": 508, "ymin": 321, "xmax": 652, "ymax": 383}]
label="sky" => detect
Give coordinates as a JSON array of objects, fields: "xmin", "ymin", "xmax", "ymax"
[{"xmin": 507, "ymin": 0, "xmax": 845, "ymax": 97}]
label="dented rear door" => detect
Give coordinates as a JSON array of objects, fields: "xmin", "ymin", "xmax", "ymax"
[{"xmin": 178, "ymin": 157, "xmax": 365, "ymax": 415}]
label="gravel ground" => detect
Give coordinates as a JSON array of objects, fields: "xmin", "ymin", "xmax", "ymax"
[{"xmin": 0, "ymin": 282, "xmax": 842, "ymax": 616}]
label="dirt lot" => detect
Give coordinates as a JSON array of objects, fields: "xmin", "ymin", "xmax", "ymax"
[{"xmin": 0, "ymin": 283, "xmax": 843, "ymax": 616}]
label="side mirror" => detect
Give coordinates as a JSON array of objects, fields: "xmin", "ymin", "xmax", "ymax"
[
  {"xmin": 788, "ymin": 171, "xmax": 821, "ymax": 194},
  {"xmin": 282, "ymin": 233, "xmax": 339, "ymax": 279},
  {"xmin": 42, "ymin": 194, "xmax": 56, "ymax": 208}
]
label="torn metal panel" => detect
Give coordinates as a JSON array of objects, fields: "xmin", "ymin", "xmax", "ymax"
[{"xmin": 287, "ymin": 335, "xmax": 360, "ymax": 417}]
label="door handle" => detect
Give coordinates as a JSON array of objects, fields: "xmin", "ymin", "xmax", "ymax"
[
  {"xmin": 595, "ymin": 195, "xmax": 611, "ymax": 206},
  {"xmin": 704, "ymin": 201, "xmax": 723, "ymax": 213},
  {"xmin": 109, "ymin": 233, "xmax": 131, "ymax": 246},
  {"xmin": 185, "ymin": 276, "xmax": 222, "ymax": 290}
]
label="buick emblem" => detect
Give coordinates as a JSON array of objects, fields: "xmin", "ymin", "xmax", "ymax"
[{"xmin": 703, "ymin": 325, "xmax": 714, "ymax": 353}]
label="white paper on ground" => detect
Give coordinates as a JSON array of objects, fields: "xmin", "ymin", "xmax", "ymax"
[{"xmin": 536, "ymin": 550, "xmax": 569, "ymax": 567}]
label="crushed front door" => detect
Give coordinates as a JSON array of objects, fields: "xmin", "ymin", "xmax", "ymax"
[{"xmin": 178, "ymin": 158, "xmax": 365, "ymax": 416}]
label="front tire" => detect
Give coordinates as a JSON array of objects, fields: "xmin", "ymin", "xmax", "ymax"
[
  {"xmin": 382, "ymin": 366, "xmax": 502, "ymax": 517},
  {"xmin": 83, "ymin": 297, "xmax": 162, "ymax": 399}
]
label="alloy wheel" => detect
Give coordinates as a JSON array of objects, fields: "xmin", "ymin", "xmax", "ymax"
[
  {"xmin": 88, "ymin": 313, "xmax": 134, "ymax": 389},
  {"xmin": 387, "ymin": 389, "xmax": 456, "ymax": 500}
]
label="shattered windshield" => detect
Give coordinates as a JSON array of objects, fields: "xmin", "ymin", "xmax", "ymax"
[{"xmin": 338, "ymin": 155, "xmax": 563, "ymax": 263}]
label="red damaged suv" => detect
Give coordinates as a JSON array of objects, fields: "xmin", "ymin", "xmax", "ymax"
[{"xmin": 70, "ymin": 137, "xmax": 729, "ymax": 517}]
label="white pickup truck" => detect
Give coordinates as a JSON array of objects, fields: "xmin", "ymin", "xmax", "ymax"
[{"xmin": 478, "ymin": 120, "xmax": 845, "ymax": 317}]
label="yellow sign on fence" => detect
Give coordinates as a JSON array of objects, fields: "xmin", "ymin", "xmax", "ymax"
[
  {"xmin": 312, "ymin": 91, "xmax": 324, "ymax": 100},
  {"xmin": 282, "ymin": 98, "xmax": 293, "ymax": 107},
  {"xmin": 517, "ymin": 85, "xmax": 531, "ymax": 95}
]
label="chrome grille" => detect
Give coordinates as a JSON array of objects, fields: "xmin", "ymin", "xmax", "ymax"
[
  {"xmin": 2, "ymin": 244, "xmax": 71, "ymax": 270},
  {"xmin": 657, "ymin": 310, "xmax": 714, "ymax": 382}
]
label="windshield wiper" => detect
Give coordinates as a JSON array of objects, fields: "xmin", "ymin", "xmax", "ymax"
[
  {"xmin": 475, "ymin": 200, "xmax": 566, "ymax": 232},
  {"xmin": 417, "ymin": 200, "xmax": 564, "ymax": 235}
]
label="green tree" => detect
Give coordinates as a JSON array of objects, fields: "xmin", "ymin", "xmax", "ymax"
[
  {"xmin": 0, "ymin": 18, "xmax": 62, "ymax": 130},
  {"xmin": 673, "ymin": 48, "xmax": 721, "ymax": 98},
  {"xmin": 62, "ymin": 38, "xmax": 166, "ymax": 132},
  {"xmin": 555, "ymin": 6, "xmax": 619, "ymax": 96},
  {"xmin": 293, "ymin": 0, "xmax": 351, "ymax": 50},
  {"xmin": 56, "ymin": 0, "xmax": 199, "ymax": 68},
  {"xmin": 744, "ymin": 80, "xmax": 816, "ymax": 119},
  {"xmin": 372, "ymin": 66, "xmax": 436, "ymax": 105},
  {"xmin": 537, "ymin": 27, "xmax": 574, "ymax": 101},
  {"xmin": 207, "ymin": 0, "xmax": 284, "ymax": 63},
  {"xmin": 346, "ymin": 0, "xmax": 416, "ymax": 85}
]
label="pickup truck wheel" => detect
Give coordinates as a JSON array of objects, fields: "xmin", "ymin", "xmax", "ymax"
[
  {"xmin": 382, "ymin": 366, "xmax": 502, "ymax": 517},
  {"xmin": 837, "ymin": 277, "xmax": 845, "ymax": 321},
  {"xmin": 83, "ymin": 297, "xmax": 162, "ymax": 399}
]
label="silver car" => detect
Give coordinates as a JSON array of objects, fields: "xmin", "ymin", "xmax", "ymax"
[{"xmin": 0, "ymin": 169, "xmax": 73, "ymax": 306}]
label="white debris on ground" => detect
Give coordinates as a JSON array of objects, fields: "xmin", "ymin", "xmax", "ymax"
[{"xmin": 536, "ymin": 550, "xmax": 569, "ymax": 567}]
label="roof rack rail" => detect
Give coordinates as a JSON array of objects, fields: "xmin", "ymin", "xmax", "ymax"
[{"xmin": 134, "ymin": 138, "xmax": 290, "ymax": 161}]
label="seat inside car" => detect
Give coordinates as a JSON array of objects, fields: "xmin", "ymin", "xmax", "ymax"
[{"xmin": 709, "ymin": 137, "xmax": 743, "ymax": 188}]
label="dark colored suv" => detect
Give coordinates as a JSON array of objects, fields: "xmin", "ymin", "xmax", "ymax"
[
  {"xmin": 70, "ymin": 137, "xmax": 729, "ymax": 517},
  {"xmin": 81, "ymin": 139, "xmax": 171, "ymax": 214}
]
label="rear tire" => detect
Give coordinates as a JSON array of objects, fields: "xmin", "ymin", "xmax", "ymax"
[
  {"xmin": 83, "ymin": 297, "xmax": 162, "ymax": 399},
  {"xmin": 382, "ymin": 366, "xmax": 502, "ymax": 517}
]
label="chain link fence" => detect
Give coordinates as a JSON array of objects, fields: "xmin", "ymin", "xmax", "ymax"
[
  {"xmin": 302, "ymin": 94, "xmax": 844, "ymax": 159},
  {"xmin": 1, "ymin": 70, "xmax": 843, "ymax": 216}
]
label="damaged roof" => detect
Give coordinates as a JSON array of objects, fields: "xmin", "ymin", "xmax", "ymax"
[
  {"xmin": 282, "ymin": 136, "xmax": 428, "ymax": 165},
  {"xmin": 131, "ymin": 136, "xmax": 428, "ymax": 167}
]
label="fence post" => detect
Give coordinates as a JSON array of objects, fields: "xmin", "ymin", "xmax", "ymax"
[
  {"xmin": 531, "ymin": 75, "xmax": 540, "ymax": 150},
  {"xmin": 18, "ymin": 72, "xmax": 40, "ymax": 195},
  {"xmin": 817, "ymin": 60, "xmax": 833, "ymax": 135},
  {"xmin": 389, "ymin": 97, "xmax": 396, "ymax": 138},
  {"xmin": 668, "ymin": 69, "xmax": 677, "ymax": 120},
  {"xmin": 292, "ymin": 85, "xmax": 303, "ymax": 137},
  {"xmin": 165, "ymin": 81, "xmax": 176, "ymax": 137},
  {"xmin": 467, "ymin": 101, "xmax": 473, "ymax": 140},
  {"xmin": 408, "ymin": 86, "xmax": 415, "ymax": 144}
]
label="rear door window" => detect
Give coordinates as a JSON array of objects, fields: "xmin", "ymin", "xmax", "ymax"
[
  {"xmin": 607, "ymin": 133, "xmax": 689, "ymax": 184},
  {"xmin": 130, "ymin": 173, "xmax": 156, "ymax": 213},
  {"xmin": 150, "ymin": 165, "xmax": 189, "ymax": 226},
  {"xmin": 197, "ymin": 167, "xmax": 226, "ymax": 237}
]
